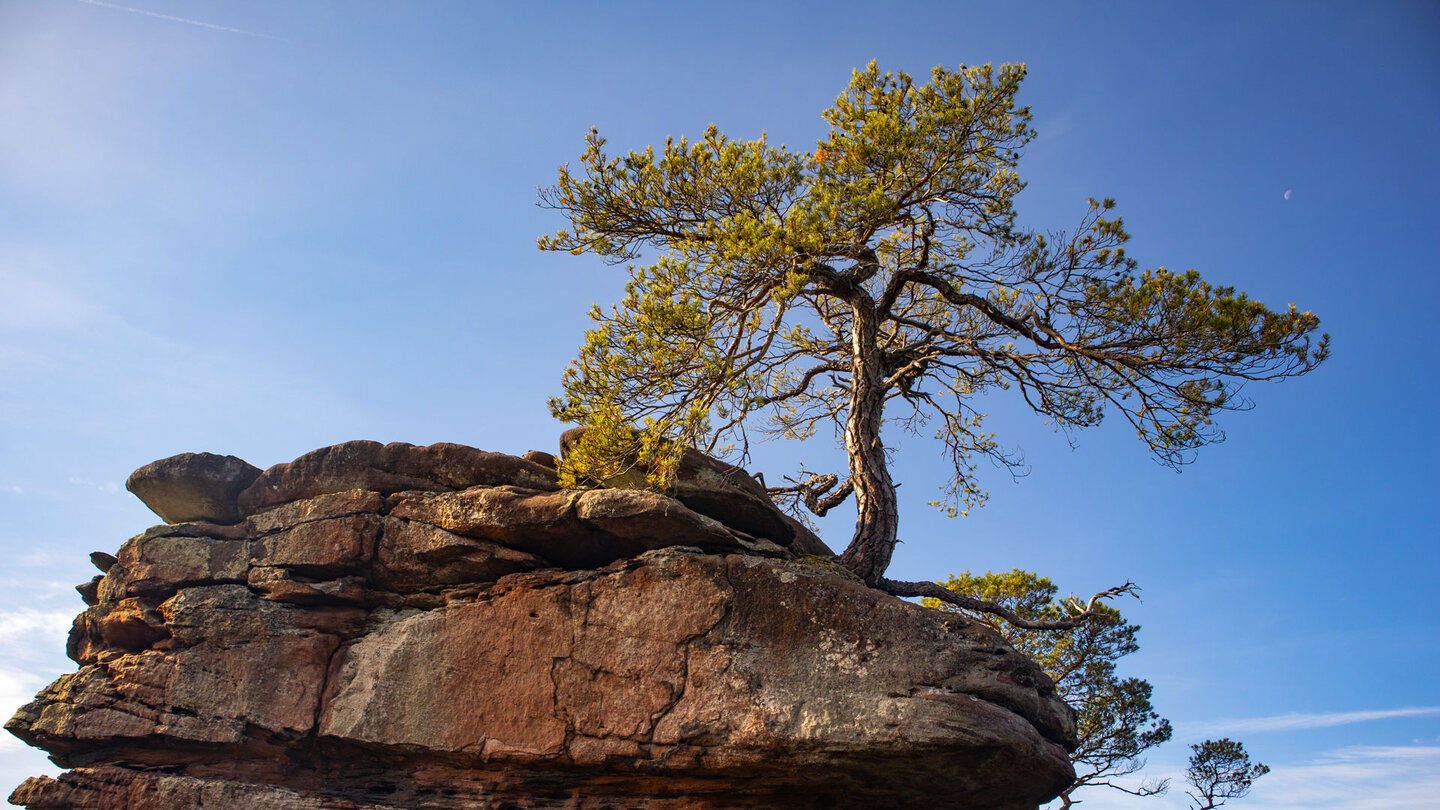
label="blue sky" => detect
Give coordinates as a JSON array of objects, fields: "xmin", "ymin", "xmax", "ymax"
[{"xmin": 2, "ymin": 1, "xmax": 1437, "ymax": 806}]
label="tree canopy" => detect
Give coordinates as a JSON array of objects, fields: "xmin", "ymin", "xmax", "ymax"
[
  {"xmin": 1185, "ymin": 738, "xmax": 1270, "ymax": 809},
  {"xmin": 929, "ymin": 570, "xmax": 1172, "ymax": 807},
  {"xmin": 540, "ymin": 61, "xmax": 1327, "ymax": 594}
]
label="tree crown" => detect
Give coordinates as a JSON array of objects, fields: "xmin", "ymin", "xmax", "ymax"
[
  {"xmin": 1185, "ymin": 738, "xmax": 1270, "ymax": 809},
  {"xmin": 540, "ymin": 61, "xmax": 1327, "ymax": 581}
]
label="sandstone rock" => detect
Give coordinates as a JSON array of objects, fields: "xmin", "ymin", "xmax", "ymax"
[
  {"xmin": 112, "ymin": 527, "xmax": 250, "ymax": 599},
  {"xmin": 12, "ymin": 549, "xmax": 1075, "ymax": 807},
  {"xmin": 248, "ymin": 488, "xmax": 385, "ymax": 534},
  {"xmin": 386, "ymin": 486, "xmax": 765, "ymax": 570},
  {"xmin": 10, "ymin": 769, "xmax": 325, "ymax": 810},
  {"xmin": 245, "ymin": 567, "xmax": 371, "ymax": 605},
  {"xmin": 315, "ymin": 549, "xmax": 1074, "ymax": 806},
  {"xmin": 558, "ymin": 426, "xmax": 835, "ymax": 555},
  {"xmin": 74, "ymin": 576, "xmax": 101, "ymax": 607},
  {"xmin": 237, "ymin": 441, "xmax": 559, "ymax": 514},
  {"xmin": 8, "ymin": 438, "xmax": 1076, "ymax": 809},
  {"xmin": 125, "ymin": 452, "xmax": 262, "ymax": 525},
  {"xmin": 87, "ymin": 551, "xmax": 116, "ymax": 573},
  {"xmin": 372, "ymin": 516, "xmax": 546, "ymax": 592},
  {"xmin": 387, "ymin": 486, "xmax": 585, "ymax": 550},
  {"xmin": 522, "ymin": 449, "xmax": 558, "ymax": 468},
  {"xmin": 779, "ymin": 512, "xmax": 834, "ymax": 556},
  {"xmin": 572, "ymin": 488, "xmax": 745, "ymax": 554},
  {"xmin": 255, "ymin": 513, "xmax": 381, "ymax": 577}
]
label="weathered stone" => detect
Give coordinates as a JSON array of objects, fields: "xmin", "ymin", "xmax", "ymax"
[
  {"xmin": 388, "ymin": 486, "xmax": 750, "ymax": 568},
  {"xmin": 8, "ymin": 585, "xmax": 362, "ymax": 764},
  {"xmin": 387, "ymin": 486, "xmax": 591, "ymax": 560},
  {"xmin": 9, "ymin": 769, "xmax": 324, "ymax": 810},
  {"xmin": 372, "ymin": 516, "xmax": 547, "ymax": 592},
  {"xmin": 125, "ymin": 452, "xmax": 261, "ymax": 525},
  {"xmin": 669, "ymin": 471, "xmax": 794, "ymax": 545},
  {"xmin": 10, "ymin": 437, "xmax": 1077, "ymax": 809},
  {"xmin": 237, "ymin": 441, "xmax": 559, "ymax": 514},
  {"xmin": 248, "ymin": 488, "xmax": 384, "ymax": 535},
  {"xmin": 74, "ymin": 576, "xmax": 101, "ymax": 607},
  {"xmin": 254, "ymin": 513, "xmax": 381, "ymax": 576},
  {"xmin": 88, "ymin": 552, "xmax": 116, "ymax": 573},
  {"xmin": 113, "ymin": 530, "xmax": 250, "ymax": 598},
  {"xmin": 246, "ymin": 567, "xmax": 370, "ymax": 605},
  {"xmin": 161, "ymin": 584, "xmax": 366, "ymax": 646},
  {"xmin": 314, "ymin": 549, "xmax": 1073, "ymax": 806},
  {"xmin": 65, "ymin": 596, "xmax": 173, "ymax": 666},
  {"xmin": 559, "ymin": 425, "xmax": 822, "ymax": 550},
  {"xmin": 522, "ymin": 449, "xmax": 558, "ymax": 469},
  {"xmin": 6, "ymin": 653, "xmax": 247, "ymax": 757},
  {"xmin": 779, "ymin": 512, "xmax": 835, "ymax": 556},
  {"xmin": 573, "ymin": 488, "xmax": 741, "ymax": 551},
  {"xmin": 95, "ymin": 597, "xmax": 170, "ymax": 653}
]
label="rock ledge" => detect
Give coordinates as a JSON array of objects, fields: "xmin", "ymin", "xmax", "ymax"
[{"xmin": 8, "ymin": 439, "xmax": 1075, "ymax": 809}]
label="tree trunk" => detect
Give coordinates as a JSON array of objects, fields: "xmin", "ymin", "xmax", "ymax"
[{"xmin": 838, "ymin": 301, "xmax": 899, "ymax": 586}]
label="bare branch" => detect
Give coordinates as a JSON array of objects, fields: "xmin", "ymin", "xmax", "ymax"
[
  {"xmin": 881, "ymin": 577, "xmax": 1140, "ymax": 630},
  {"xmin": 768, "ymin": 472, "xmax": 855, "ymax": 516},
  {"xmin": 1099, "ymin": 777, "xmax": 1170, "ymax": 798}
]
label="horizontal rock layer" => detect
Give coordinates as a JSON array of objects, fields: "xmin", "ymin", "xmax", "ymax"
[{"xmin": 8, "ymin": 440, "xmax": 1074, "ymax": 809}]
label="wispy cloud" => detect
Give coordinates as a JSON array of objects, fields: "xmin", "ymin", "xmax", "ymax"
[
  {"xmin": 74, "ymin": 0, "xmax": 280, "ymax": 40},
  {"xmin": 1243, "ymin": 745, "xmax": 1440, "ymax": 810},
  {"xmin": 0, "ymin": 608, "xmax": 75, "ymax": 644},
  {"xmin": 1186, "ymin": 706, "xmax": 1440, "ymax": 736},
  {"xmin": 66, "ymin": 477, "xmax": 122, "ymax": 496}
]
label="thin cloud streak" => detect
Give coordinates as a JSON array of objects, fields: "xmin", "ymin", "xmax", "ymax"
[
  {"xmin": 1243, "ymin": 745, "xmax": 1440, "ymax": 810},
  {"xmin": 1187, "ymin": 706, "xmax": 1440, "ymax": 735},
  {"xmin": 73, "ymin": 0, "xmax": 280, "ymax": 40}
]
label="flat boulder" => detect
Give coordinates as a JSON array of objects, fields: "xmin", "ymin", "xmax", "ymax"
[
  {"xmin": 126, "ymin": 453, "xmax": 262, "ymax": 525},
  {"xmin": 237, "ymin": 441, "xmax": 560, "ymax": 515}
]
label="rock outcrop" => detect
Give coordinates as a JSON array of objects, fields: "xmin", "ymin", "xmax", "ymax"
[{"xmin": 8, "ymin": 438, "xmax": 1076, "ymax": 809}]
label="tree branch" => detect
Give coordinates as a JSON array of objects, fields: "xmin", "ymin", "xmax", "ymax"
[
  {"xmin": 881, "ymin": 577, "xmax": 1140, "ymax": 630},
  {"xmin": 768, "ymin": 472, "xmax": 854, "ymax": 516},
  {"xmin": 1098, "ymin": 777, "xmax": 1170, "ymax": 798}
]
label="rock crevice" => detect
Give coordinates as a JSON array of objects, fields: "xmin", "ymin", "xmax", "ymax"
[{"xmin": 8, "ymin": 438, "xmax": 1076, "ymax": 809}]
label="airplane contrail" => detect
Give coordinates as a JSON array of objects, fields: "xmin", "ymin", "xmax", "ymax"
[{"xmin": 74, "ymin": 0, "xmax": 280, "ymax": 40}]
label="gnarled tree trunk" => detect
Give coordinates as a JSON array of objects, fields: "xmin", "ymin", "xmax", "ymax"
[{"xmin": 839, "ymin": 301, "xmax": 899, "ymax": 585}]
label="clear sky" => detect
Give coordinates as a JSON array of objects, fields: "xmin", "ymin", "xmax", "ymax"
[{"xmin": 2, "ymin": 1, "xmax": 1437, "ymax": 807}]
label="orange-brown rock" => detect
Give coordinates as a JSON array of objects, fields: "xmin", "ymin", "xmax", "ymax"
[
  {"xmin": 237, "ymin": 441, "xmax": 560, "ymax": 514},
  {"xmin": 7, "ymin": 439, "xmax": 1077, "ymax": 809}
]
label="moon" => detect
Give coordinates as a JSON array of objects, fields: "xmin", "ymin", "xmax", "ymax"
[{"xmin": 1284, "ymin": 189, "xmax": 1293, "ymax": 201}]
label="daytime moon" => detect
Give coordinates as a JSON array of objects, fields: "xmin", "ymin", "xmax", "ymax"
[{"xmin": 1284, "ymin": 189, "xmax": 1293, "ymax": 200}]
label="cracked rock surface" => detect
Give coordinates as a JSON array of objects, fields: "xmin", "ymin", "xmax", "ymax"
[{"xmin": 8, "ymin": 439, "xmax": 1075, "ymax": 809}]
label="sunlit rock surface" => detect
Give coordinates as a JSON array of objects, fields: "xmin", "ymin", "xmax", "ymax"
[{"xmin": 8, "ymin": 439, "xmax": 1074, "ymax": 809}]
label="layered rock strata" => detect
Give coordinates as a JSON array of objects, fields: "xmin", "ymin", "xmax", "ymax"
[{"xmin": 8, "ymin": 440, "xmax": 1075, "ymax": 809}]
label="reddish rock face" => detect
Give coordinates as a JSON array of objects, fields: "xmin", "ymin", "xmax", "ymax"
[{"xmin": 8, "ymin": 440, "xmax": 1076, "ymax": 809}]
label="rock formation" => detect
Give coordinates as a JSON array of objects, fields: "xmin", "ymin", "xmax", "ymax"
[{"xmin": 7, "ymin": 438, "xmax": 1076, "ymax": 809}]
